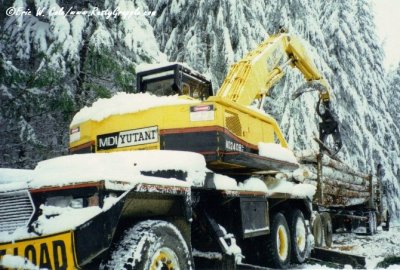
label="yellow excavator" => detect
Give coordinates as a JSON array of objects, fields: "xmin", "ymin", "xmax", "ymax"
[{"xmin": 69, "ymin": 30, "xmax": 341, "ymax": 174}]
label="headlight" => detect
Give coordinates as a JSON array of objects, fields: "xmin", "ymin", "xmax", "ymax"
[
  {"xmin": 45, "ymin": 194, "xmax": 99, "ymax": 209},
  {"xmin": 69, "ymin": 198, "xmax": 83, "ymax": 208},
  {"xmin": 46, "ymin": 196, "xmax": 73, "ymax": 207}
]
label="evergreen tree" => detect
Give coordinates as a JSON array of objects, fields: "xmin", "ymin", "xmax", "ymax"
[
  {"xmin": 0, "ymin": 0, "xmax": 399, "ymax": 218},
  {"xmin": 387, "ymin": 63, "xmax": 400, "ymax": 126},
  {"xmin": 0, "ymin": 0, "xmax": 165, "ymax": 168}
]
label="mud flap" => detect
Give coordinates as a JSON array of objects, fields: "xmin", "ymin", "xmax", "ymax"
[{"xmin": 74, "ymin": 192, "xmax": 127, "ymax": 266}]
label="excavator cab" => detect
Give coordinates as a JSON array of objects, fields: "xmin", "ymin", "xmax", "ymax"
[{"xmin": 136, "ymin": 63, "xmax": 213, "ymax": 100}]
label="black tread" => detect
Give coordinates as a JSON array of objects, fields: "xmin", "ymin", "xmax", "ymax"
[
  {"xmin": 366, "ymin": 211, "xmax": 377, "ymax": 235},
  {"xmin": 382, "ymin": 211, "xmax": 390, "ymax": 231},
  {"xmin": 288, "ymin": 209, "xmax": 309, "ymax": 264},
  {"xmin": 312, "ymin": 213, "xmax": 323, "ymax": 247},
  {"xmin": 104, "ymin": 220, "xmax": 191, "ymax": 270},
  {"xmin": 265, "ymin": 212, "xmax": 291, "ymax": 269},
  {"xmin": 320, "ymin": 212, "xmax": 333, "ymax": 248}
]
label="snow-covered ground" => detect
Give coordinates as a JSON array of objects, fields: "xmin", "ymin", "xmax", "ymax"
[{"xmin": 299, "ymin": 222, "xmax": 400, "ymax": 269}]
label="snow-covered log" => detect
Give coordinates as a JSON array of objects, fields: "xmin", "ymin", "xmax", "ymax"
[
  {"xmin": 304, "ymin": 178, "xmax": 369, "ymax": 193},
  {"xmin": 323, "ymin": 194, "xmax": 369, "ymax": 207},
  {"xmin": 304, "ymin": 179, "xmax": 369, "ymax": 197},
  {"xmin": 296, "ymin": 151, "xmax": 370, "ymax": 180},
  {"xmin": 301, "ymin": 164, "xmax": 369, "ymax": 186}
]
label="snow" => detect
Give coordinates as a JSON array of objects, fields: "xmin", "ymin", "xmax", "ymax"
[
  {"xmin": 213, "ymin": 173, "xmax": 238, "ymax": 190},
  {"xmin": 213, "ymin": 172, "xmax": 315, "ymax": 199},
  {"xmin": 192, "ymin": 249, "xmax": 222, "ymax": 260},
  {"xmin": 0, "ymin": 150, "xmax": 207, "ymax": 199},
  {"xmin": 0, "ymin": 168, "xmax": 32, "ymax": 184},
  {"xmin": 70, "ymin": 92, "xmax": 198, "ymax": 127},
  {"xmin": 212, "ymin": 174, "xmax": 269, "ymax": 193},
  {"xmin": 244, "ymin": 227, "xmax": 269, "ymax": 234},
  {"xmin": 266, "ymin": 178, "xmax": 316, "ymax": 199},
  {"xmin": 136, "ymin": 62, "xmax": 208, "ymax": 80},
  {"xmin": 0, "ymin": 255, "xmax": 39, "ymax": 270},
  {"xmin": 90, "ymin": 23, "xmax": 114, "ymax": 49},
  {"xmin": 213, "ymin": 172, "xmax": 316, "ymax": 199},
  {"xmin": 30, "ymin": 150, "xmax": 206, "ymax": 188},
  {"xmin": 298, "ymin": 223, "xmax": 400, "ymax": 269},
  {"xmin": 0, "ymin": 169, "xmax": 31, "ymax": 192},
  {"xmin": 333, "ymin": 225, "xmax": 400, "ymax": 269},
  {"xmin": 33, "ymin": 195, "xmax": 119, "ymax": 236},
  {"xmin": 238, "ymin": 177, "xmax": 268, "ymax": 192},
  {"xmin": 217, "ymin": 224, "xmax": 243, "ymax": 264},
  {"xmin": 0, "ymin": 181, "xmax": 29, "ymax": 193},
  {"xmin": 258, "ymin": 142, "xmax": 299, "ymax": 165}
]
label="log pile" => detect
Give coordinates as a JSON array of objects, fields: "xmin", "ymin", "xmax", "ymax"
[{"xmin": 294, "ymin": 150, "xmax": 372, "ymax": 207}]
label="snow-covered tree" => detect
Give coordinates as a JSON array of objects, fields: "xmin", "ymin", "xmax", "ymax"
[
  {"xmin": 320, "ymin": 0, "xmax": 400, "ymax": 216},
  {"xmin": 0, "ymin": 0, "xmax": 399, "ymax": 218},
  {"xmin": 0, "ymin": 0, "xmax": 165, "ymax": 167},
  {"xmin": 387, "ymin": 63, "xmax": 400, "ymax": 127}
]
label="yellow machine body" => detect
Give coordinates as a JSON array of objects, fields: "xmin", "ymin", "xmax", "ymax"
[{"xmin": 70, "ymin": 96, "xmax": 295, "ymax": 173}]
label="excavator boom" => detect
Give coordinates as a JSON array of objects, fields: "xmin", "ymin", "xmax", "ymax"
[{"xmin": 217, "ymin": 32, "xmax": 331, "ymax": 106}]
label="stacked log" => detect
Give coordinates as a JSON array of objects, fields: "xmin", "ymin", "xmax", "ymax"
[{"xmin": 294, "ymin": 150, "xmax": 371, "ymax": 207}]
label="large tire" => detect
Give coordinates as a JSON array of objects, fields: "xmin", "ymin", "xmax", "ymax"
[
  {"xmin": 312, "ymin": 213, "xmax": 323, "ymax": 247},
  {"xmin": 288, "ymin": 209, "xmax": 309, "ymax": 264},
  {"xmin": 104, "ymin": 220, "xmax": 191, "ymax": 270},
  {"xmin": 266, "ymin": 212, "xmax": 291, "ymax": 269},
  {"xmin": 320, "ymin": 212, "xmax": 333, "ymax": 248},
  {"xmin": 382, "ymin": 211, "xmax": 390, "ymax": 231},
  {"xmin": 366, "ymin": 211, "xmax": 377, "ymax": 235},
  {"xmin": 372, "ymin": 212, "xmax": 378, "ymax": 234}
]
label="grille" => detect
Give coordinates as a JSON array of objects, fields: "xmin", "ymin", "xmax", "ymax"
[
  {"xmin": 225, "ymin": 110, "xmax": 242, "ymax": 136},
  {"xmin": 0, "ymin": 190, "xmax": 35, "ymax": 234}
]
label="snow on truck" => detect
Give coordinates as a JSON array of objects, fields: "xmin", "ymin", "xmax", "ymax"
[{"xmin": 0, "ymin": 31, "xmax": 388, "ymax": 269}]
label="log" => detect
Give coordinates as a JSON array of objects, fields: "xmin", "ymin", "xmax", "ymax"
[
  {"xmin": 298, "ymin": 183, "xmax": 369, "ymax": 206},
  {"xmin": 291, "ymin": 150, "xmax": 372, "ymax": 207},
  {"xmin": 323, "ymin": 178, "xmax": 368, "ymax": 192},
  {"xmin": 322, "ymin": 194, "xmax": 369, "ymax": 206},
  {"xmin": 301, "ymin": 164, "xmax": 369, "ymax": 187},
  {"xmin": 321, "ymin": 155, "xmax": 370, "ymax": 179},
  {"xmin": 295, "ymin": 150, "xmax": 370, "ymax": 180},
  {"xmin": 294, "ymin": 149, "xmax": 319, "ymax": 160},
  {"xmin": 304, "ymin": 178, "xmax": 369, "ymax": 193},
  {"xmin": 322, "ymin": 183, "xmax": 370, "ymax": 198}
]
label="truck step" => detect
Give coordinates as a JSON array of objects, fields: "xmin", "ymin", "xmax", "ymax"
[
  {"xmin": 311, "ymin": 247, "xmax": 366, "ymax": 269},
  {"xmin": 236, "ymin": 263, "xmax": 271, "ymax": 270}
]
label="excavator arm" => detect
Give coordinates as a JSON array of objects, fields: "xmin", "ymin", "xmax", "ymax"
[
  {"xmin": 217, "ymin": 30, "xmax": 341, "ymax": 154},
  {"xmin": 217, "ymin": 31, "xmax": 330, "ymax": 106}
]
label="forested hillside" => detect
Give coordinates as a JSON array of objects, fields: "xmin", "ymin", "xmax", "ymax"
[{"xmin": 0, "ymin": 0, "xmax": 399, "ymax": 217}]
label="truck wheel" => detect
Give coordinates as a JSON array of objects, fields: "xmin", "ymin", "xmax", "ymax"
[
  {"xmin": 105, "ymin": 220, "xmax": 191, "ymax": 270},
  {"xmin": 312, "ymin": 213, "xmax": 323, "ymax": 247},
  {"xmin": 320, "ymin": 212, "xmax": 333, "ymax": 247},
  {"xmin": 382, "ymin": 211, "xmax": 390, "ymax": 231},
  {"xmin": 372, "ymin": 212, "xmax": 378, "ymax": 234},
  {"xmin": 366, "ymin": 211, "xmax": 377, "ymax": 235},
  {"xmin": 266, "ymin": 212, "xmax": 291, "ymax": 269},
  {"xmin": 288, "ymin": 209, "xmax": 308, "ymax": 264}
]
